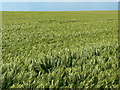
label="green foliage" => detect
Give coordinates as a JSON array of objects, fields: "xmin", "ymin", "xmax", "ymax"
[{"xmin": 2, "ymin": 11, "xmax": 120, "ymax": 88}]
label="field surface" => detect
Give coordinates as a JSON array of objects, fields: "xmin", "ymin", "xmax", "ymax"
[{"xmin": 2, "ymin": 11, "xmax": 120, "ymax": 88}]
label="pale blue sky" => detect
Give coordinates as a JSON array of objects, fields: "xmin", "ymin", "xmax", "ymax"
[
  {"xmin": 2, "ymin": 0, "xmax": 119, "ymax": 2},
  {"xmin": 2, "ymin": 2, "xmax": 118, "ymax": 11}
]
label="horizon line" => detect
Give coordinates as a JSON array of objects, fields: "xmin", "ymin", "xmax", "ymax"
[{"xmin": 1, "ymin": 10, "xmax": 118, "ymax": 12}]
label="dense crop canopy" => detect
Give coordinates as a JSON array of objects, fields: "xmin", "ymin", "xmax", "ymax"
[{"xmin": 2, "ymin": 11, "xmax": 120, "ymax": 88}]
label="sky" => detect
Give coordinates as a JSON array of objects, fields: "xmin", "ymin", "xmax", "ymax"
[
  {"xmin": 1, "ymin": 0, "xmax": 119, "ymax": 11},
  {"xmin": 2, "ymin": 0, "xmax": 120, "ymax": 2}
]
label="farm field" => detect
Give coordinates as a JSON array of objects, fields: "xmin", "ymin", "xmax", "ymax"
[{"xmin": 2, "ymin": 11, "xmax": 120, "ymax": 88}]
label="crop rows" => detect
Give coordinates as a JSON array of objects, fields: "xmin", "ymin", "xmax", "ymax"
[{"xmin": 2, "ymin": 11, "xmax": 120, "ymax": 88}]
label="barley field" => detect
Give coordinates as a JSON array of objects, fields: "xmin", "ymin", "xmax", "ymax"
[{"xmin": 2, "ymin": 11, "xmax": 120, "ymax": 88}]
